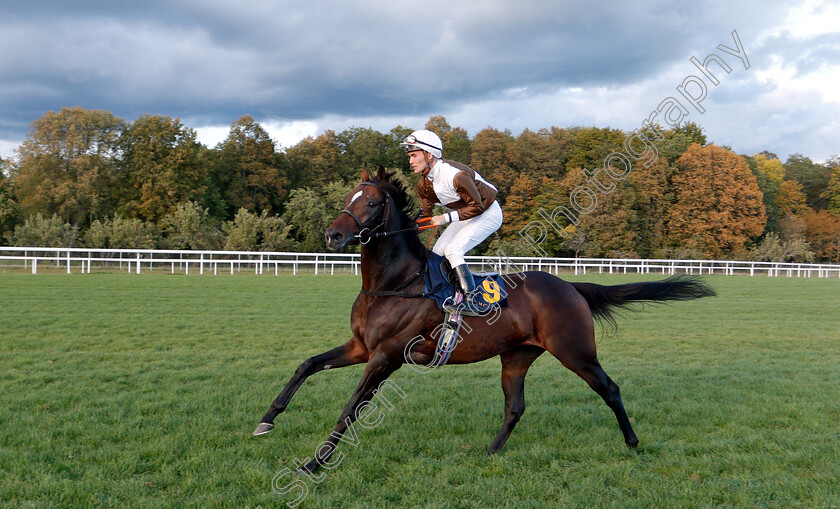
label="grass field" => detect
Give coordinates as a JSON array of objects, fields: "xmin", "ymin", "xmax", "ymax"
[{"xmin": 1, "ymin": 272, "xmax": 839, "ymax": 508}]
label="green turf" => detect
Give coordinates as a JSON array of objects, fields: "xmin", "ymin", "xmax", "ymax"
[{"xmin": 1, "ymin": 272, "xmax": 839, "ymax": 508}]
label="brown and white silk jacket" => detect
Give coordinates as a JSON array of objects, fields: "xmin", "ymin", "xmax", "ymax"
[{"xmin": 417, "ymin": 160, "xmax": 498, "ymax": 221}]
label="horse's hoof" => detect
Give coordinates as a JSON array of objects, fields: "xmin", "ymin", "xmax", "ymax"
[{"xmin": 253, "ymin": 422, "xmax": 274, "ymax": 436}]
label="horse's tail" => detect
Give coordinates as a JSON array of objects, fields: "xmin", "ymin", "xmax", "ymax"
[{"xmin": 571, "ymin": 275, "xmax": 716, "ymax": 330}]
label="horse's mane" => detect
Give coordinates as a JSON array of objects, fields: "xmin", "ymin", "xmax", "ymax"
[{"xmin": 367, "ymin": 169, "xmax": 429, "ymax": 259}]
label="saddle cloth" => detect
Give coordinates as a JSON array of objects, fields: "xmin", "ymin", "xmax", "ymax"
[{"xmin": 423, "ymin": 252, "xmax": 508, "ymax": 315}]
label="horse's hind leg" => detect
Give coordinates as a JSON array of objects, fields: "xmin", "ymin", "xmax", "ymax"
[
  {"xmin": 572, "ymin": 359, "xmax": 639, "ymax": 449},
  {"xmin": 254, "ymin": 338, "xmax": 368, "ymax": 436},
  {"xmin": 541, "ymin": 320, "xmax": 638, "ymax": 449},
  {"xmin": 487, "ymin": 346, "xmax": 544, "ymax": 454}
]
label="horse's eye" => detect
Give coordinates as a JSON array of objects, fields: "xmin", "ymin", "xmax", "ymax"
[{"xmin": 368, "ymin": 201, "xmax": 376, "ymax": 207}]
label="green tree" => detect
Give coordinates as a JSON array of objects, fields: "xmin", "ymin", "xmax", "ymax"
[
  {"xmin": 337, "ymin": 127, "xmax": 393, "ymax": 179},
  {"xmin": 207, "ymin": 115, "xmax": 288, "ymax": 219},
  {"xmin": 84, "ymin": 216, "xmax": 159, "ymax": 249},
  {"xmin": 159, "ymin": 201, "xmax": 223, "ymax": 250},
  {"xmin": 551, "ymin": 167, "xmax": 641, "ymax": 258},
  {"xmin": 652, "ymin": 122, "xmax": 707, "ymax": 165},
  {"xmin": 749, "ymin": 232, "xmax": 814, "ymax": 262},
  {"xmin": 626, "ymin": 157, "xmax": 674, "ymax": 257},
  {"xmin": 511, "ymin": 128, "xmax": 567, "ymax": 181},
  {"xmin": 119, "ymin": 114, "xmax": 205, "ymax": 224},
  {"xmin": 284, "ymin": 130, "xmax": 341, "ymax": 189},
  {"xmin": 10, "ymin": 107, "xmax": 124, "ymax": 227},
  {"xmin": 388, "ymin": 125, "xmax": 415, "ymax": 174},
  {"xmin": 425, "ymin": 115, "xmax": 471, "ymax": 164},
  {"xmin": 0, "ymin": 159, "xmax": 21, "ymax": 240},
  {"xmin": 222, "ymin": 208, "xmax": 296, "ymax": 252},
  {"xmin": 784, "ymin": 153, "xmax": 831, "ymax": 210},
  {"xmin": 824, "ymin": 159, "xmax": 840, "ymax": 216},
  {"xmin": 564, "ymin": 126, "xmax": 625, "ymax": 172},
  {"xmin": 499, "ymin": 174, "xmax": 540, "ymax": 242},
  {"xmin": 7, "ymin": 213, "xmax": 77, "ymax": 247},
  {"xmin": 745, "ymin": 153, "xmax": 783, "ymax": 235},
  {"xmin": 282, "ymin": 187, "xmax": 331, "ymax": 252}
]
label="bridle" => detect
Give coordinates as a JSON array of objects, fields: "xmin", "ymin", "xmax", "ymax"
[
  {"xmin": 338, "ymin": 182, "xmax": 389, "ymax": 245},
  {"xmin": 338, "ymin": 181, "xmax": 442, "ymax": 298}
]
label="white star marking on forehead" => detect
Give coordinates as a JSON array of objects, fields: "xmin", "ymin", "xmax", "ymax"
[{"xmin": 349, "ymin": 190, "xmax": 364, "ymax": 204}]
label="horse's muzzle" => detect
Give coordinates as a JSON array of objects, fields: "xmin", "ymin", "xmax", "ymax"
[{"xmin": 325, "ymin": 228, "xmax": 352, "ymax": 251}]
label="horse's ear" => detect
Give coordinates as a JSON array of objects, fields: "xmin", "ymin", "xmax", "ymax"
[
  {"xmin": 376, "ymin": 164, "xmax": 387, "ymax": 181},
  {"xmin": 361, "ymin": 164, "xmax": 370, "ymax": 182}
]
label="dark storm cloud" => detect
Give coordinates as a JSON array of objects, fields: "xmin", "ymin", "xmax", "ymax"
[{"xmin": 0, "ymin": 0, "xmax": 795, "ymax": 142}]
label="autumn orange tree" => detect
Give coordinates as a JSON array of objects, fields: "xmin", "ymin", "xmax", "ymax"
[
  {"xmin": 667, "ymin": 143, "xmax": 766, "ymax": 257},
  {"xmin": 470, "ymin": 127, "xmax": 517, "ymax": 202},
  {"xmin": 802, "ymin": 209, "xmax": 840, "ymax": 262}
]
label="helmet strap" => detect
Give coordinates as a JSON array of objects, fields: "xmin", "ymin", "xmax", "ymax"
[{"xmin": 423, "ymin": 152, "xmax": 435, "ymax": 175}]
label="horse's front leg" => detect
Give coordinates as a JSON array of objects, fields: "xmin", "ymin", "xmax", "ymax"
[
  {"xmin": 298, "ymin": 350, "xmax": 402, "ymax": 474},
  {"xmin": 254, "ymin": 338, "xmax": 368, "ymax": 436}
]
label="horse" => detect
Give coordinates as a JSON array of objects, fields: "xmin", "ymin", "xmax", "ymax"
[{"xmin": 254, "ymin": 165, "xmax": 716, "ymax": 474}]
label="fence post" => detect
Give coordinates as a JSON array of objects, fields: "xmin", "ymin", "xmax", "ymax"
[{"xmin": 32, "ymin": 258, "xmax": 37, "ymax": 274}]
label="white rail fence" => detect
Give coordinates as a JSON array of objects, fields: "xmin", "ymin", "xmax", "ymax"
[{"xmin": 1, "ymin": 247, "xmax": 839, "ymax": 278}]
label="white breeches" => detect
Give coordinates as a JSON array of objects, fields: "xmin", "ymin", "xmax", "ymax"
[{"xmin": 433, "ymin": 201, "xmax": 503, "ymax": 267}]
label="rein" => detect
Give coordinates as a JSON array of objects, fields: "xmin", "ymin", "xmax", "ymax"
[
  {"xmin": 360, "ymin": 271, "xmax": 426, "ymax": 298},
  {"xmin": 339, "ymin": 183, "xmax": 436, "ymax": 245}
]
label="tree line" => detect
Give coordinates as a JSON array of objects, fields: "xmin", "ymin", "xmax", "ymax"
[{"xmin": 1, "ymin": 106, "xmax": 838, "ymax": 262}]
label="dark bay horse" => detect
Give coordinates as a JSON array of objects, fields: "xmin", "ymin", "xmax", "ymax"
[{"xmin": 254, "ymin": 165, "xmax": 715, "ymax": 474}]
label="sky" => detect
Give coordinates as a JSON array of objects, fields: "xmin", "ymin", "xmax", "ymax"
[{"xmin": 1, "ymin": 0, "xmax": 839, "ymax": 163}]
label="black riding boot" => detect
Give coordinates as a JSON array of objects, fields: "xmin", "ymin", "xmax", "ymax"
[
  {"xmin": 441, "ymin": 264, "xmax": 484, "ymax": 316},
  {"xmin": 453, "ymin": 264, "xmax": 477, "ymax": 296}
]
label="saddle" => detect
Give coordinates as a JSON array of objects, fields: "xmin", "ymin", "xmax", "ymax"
[{"xmin": 423, "ymin": 252, "xmax": 508, "ymax": 317}]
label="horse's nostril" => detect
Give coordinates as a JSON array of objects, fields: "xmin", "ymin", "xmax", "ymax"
[{"xmin": 333, "ymin": 232, "xmax": 344, "ymax": 241}]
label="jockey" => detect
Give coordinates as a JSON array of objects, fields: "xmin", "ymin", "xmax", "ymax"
[{"xmin": 401, "ymin": 129, "xmax": 503, "ymax": 315}]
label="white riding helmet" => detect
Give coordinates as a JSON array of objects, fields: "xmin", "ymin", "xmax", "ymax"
[{"xmin": 400, "ymin": 129, "xmax": 443, "ymax": 159}]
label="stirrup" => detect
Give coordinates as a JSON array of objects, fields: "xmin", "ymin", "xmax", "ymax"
[
  {"xmin": 442, "ymin": 290, "xmax": 484, "ymax": 317},
  {"xmin": 442, "ymin": 291, "xmax": 463, "ymax": 315}
]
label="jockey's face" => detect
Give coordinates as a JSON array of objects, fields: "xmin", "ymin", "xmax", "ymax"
[{"xmin": 408, "ymin": 150, "xmax": 434, "ymax": 175}]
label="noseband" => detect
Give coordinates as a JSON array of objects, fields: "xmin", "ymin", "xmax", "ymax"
[{"xmin": 339, "ymin": 182, "xmax": 389, "ymax": 245}]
